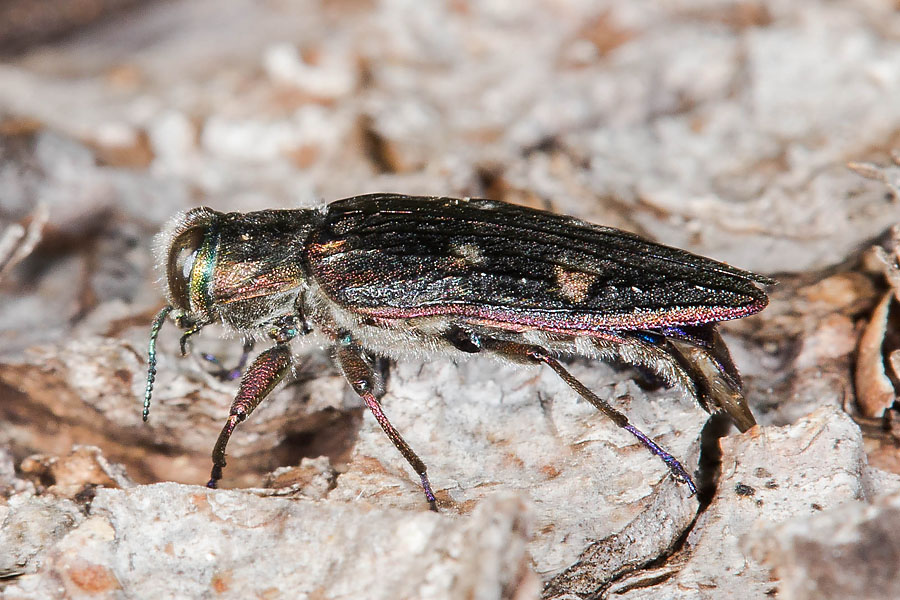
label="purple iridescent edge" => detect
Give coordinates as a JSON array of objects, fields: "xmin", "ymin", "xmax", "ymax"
[{"xmin": 351, "ymin": 297, "xmax": 768, "ymax": 338}]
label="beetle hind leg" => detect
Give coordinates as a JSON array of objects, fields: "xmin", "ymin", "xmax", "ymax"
[
  {"xmin": 621, "ymin": 325, "xmax": 757, "ymax": 433},
  {"xmin": 663, "ymin": 327, "xmax": 757, "ymax": 433},
  {"xmin": 335, "ymin": 337, "xmax": 438, "ymax": 511},
  {"xmin": 482, "ymin": 338, "xmax": 698, "ymax": 495}
]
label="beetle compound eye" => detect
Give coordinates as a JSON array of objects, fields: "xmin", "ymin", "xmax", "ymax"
[{"xmin": 167, "ymin": 226, "xmax": 206, "ymax": 311}]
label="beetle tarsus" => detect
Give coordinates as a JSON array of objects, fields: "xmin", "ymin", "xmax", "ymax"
[
  {"xmin": 420, "ymin": 473, "xmax": 438, "ymax": 512},
  {"xmin": 623, "ymin": 424, "xmax": 697, "ymax": 495}
]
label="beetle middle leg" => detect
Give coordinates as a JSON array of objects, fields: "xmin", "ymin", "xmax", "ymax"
[
  {"xmin": 334, "ymin": 334, "xmax": 438, "ymax": 511},
  {"xmin": 201, "ymin": 339, "xmax": 255, "ymax": 381},
  {"xmin": 480, "ymin": 338, "xmax": 698, "ymax": 494}
]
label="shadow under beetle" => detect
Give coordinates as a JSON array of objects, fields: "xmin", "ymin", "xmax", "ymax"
[{"xmin": 143, "ymin": 194, "xmax": 772, "ymax": 509}]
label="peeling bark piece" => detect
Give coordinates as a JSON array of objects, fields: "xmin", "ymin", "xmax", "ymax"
[
  {"xmin": 856, "ymin": 291, "xmax": 897, "ymax": 418},
  {"xmin": 260, "ymin": 455, "xmax": 337, "ymax": 500},
  {"xmin": 853, "ymin": 221, "xmax": 900, "ymax": 418},
  {"xmin": 19, "ymin": 445, "xmax": 133, "ymax": 498},
  {"xmin": 541, "ymin": 482, "xmax": 695, "ymax": 598}
]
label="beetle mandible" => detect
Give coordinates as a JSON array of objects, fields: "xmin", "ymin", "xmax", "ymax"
[{"xmin": 143, "ymin": 194, "xmax": 772, "ymax": 509}]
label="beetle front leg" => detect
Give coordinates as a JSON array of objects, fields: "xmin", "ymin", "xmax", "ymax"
[
  {"xmin": 334, "ymin": 337, "xmax": 438, "ymax": 511},
  {"xmin": 482, "ymin": 338, "xmax": 698, "ymax": 495},
  {"xmin": 207, "ymin": 343, "xmax": 292, "ymax": 488},
  {"xmin": 176, "ymin": 314, "xmax": 208, "ymax": 356}
]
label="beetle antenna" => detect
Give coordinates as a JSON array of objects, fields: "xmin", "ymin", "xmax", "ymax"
[{"xmin": 144, "ymin": 305, "xmax": 173, "ymax": 422}]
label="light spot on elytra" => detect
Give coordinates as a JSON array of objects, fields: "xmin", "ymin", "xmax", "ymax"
[
  {"xmin": 554, "ymin": 265, "xmax": 596, "ymax": 303},
  {"xmin": 311, "ymin": 239, "xmax": 347, "ymax": 256},
  {"xmin": 451, "ymin": 243, "xmax": 484, "ymax": 265}
]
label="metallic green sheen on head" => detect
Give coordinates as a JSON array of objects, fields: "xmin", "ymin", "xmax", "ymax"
[
  {"xmin": 187, "ymin": 225, "xmax": 219, "ymax": 316},
  {"xmin": 158, "ymin": 207, "xmax": 222, "ymax": 321}
]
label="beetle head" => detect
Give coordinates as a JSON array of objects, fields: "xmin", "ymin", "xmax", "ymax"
[{"xmin": 155, "ymin": 207, "xmax": 221, "ymax": 325}]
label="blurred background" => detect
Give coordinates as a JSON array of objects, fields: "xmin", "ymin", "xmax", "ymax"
[{"xmin": 2, "ymin": 1, "xmax": 900, "ymax": 599}]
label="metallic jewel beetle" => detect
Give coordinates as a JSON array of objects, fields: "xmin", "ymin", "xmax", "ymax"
[{"xmin": 143, "ymin": 194, "xmax": 772, "ymax": 508}]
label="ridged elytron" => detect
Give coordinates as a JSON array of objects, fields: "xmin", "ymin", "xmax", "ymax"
[{"xmin": 143, "ymin": 194, "xmax": 772, "ymax": 509}]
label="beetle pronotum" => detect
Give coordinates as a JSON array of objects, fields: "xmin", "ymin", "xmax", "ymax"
[{"xmin": 143, "ymin": 194, "xmax": 771, "ymax": 508}]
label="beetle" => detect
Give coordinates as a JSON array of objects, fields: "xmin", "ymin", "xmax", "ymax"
[{"xmin": 142, "ymin": 194, "xmax": 772, "ymax": 509}]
